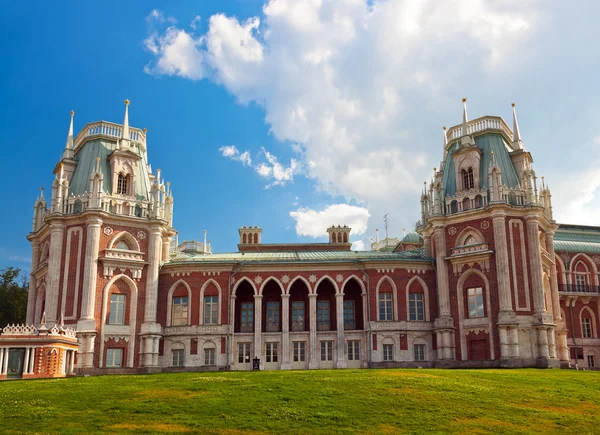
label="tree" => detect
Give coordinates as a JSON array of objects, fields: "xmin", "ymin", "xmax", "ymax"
[{"xmin": 0, "ymin": 267, "xmax": 29, "ymax": 327}]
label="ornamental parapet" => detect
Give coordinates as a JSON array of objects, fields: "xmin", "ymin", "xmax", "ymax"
[
  {"xmin": 370, "ymin": 321, "xmax": 433, "ymax": 331},
  {"xmin": 163, "ymin": 325, "xmax": 227, "ymax": 336}
]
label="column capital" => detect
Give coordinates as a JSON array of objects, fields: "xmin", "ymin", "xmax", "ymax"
[
  {"xmin": 308, "ymin": 293, "xmax": 318, "ymax": 298},
  {"xmin": 335, "ymin": 293, "xmax": 345, "ymax": 298},
  {"xmin": 85, "ymin": 216, "xmax": 103, "ymax": 227},
  {"xmin": 253, "ymin": 294, "xmax": 263, "ymax": 300},
  {"xmin": 524, "ymin": 215, "xmax": 540, "ymax": 223},
  {"xmin": 281, "ymin": 294, "xmax": 290, "ymax": 299},
  {"xmin": 490, "ymin": 211, "xmax": 507, "ymax": 220},
  {"xmin": 49, "ymin": 222, "xmax": 66, "ymax": 232}
]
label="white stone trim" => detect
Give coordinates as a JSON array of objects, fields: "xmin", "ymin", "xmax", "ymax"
[
  {"xmin": 455, "ymin": 226, "xmax": 485, "ymax": 247},
  {"xmin": 200, "ymin": 279, "xmax": 222, "ymax": 325},
  {"xmin": 258, "ymin": 276, "xmax": 285, "ymax": 296},
  {"xmin": 108, "ymin": 231, "xmax": 141, "ymax": 252},
  {"xmin": 375, "ymin": 276, "xmax": 398, "ymax": 321},
  {"xmin": 508, "ymin": 219, "xmax": 531, "ymax": 311},
  {"xmin": 286, "ymin": 275, "xmax": 312, "ymax": 294},
  {"xmin": 406, "ymin": 276, "xmax": 430, "ymax": 322},
  {"xmin": 570, "ymin": 253, "xmax": 599, "ymax": 286},
  {"xmin": 456, "ymin": 268, "xmax": 495, "ymax": 361},
  {"xmin": 315, "ymin": 275, "xmax": 340, "ymax": 295},
  {"xmin": 232, "ymin": 277, "xmax": 258, "ymax": 297},
  {"xmin": 61, "ymin": 227, "xmax": 83, "ymax": 320},
  {"xmin": 99, "ymin": 274, "xmax": 138, "ymax": 368},
  {"xmin": 166, "ymin": 279, "xmax": 192, "ymax": 326},
  {"xmin": 580, "ymin": 306, "xmax": 597, "ymax": 338}
]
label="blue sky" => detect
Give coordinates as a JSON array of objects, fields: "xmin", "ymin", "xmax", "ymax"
[{"xmin": 2, "ymin": 0, "xmax": 600, "ymax": 272}]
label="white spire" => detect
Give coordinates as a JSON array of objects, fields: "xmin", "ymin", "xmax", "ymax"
[
  {"xmin": 63, "ymin": 111, "xmax": 75, "ymax": 159},
  {"xmin": 512, "ymin": 102, "xmax": 524, "ymax": 149},
  {"xmin": 462, "ymin": 98, "xmax": 469, "ymax": 137},
  {"xmin": 120, "ymin": 99, "xmax": 130, "ymax": 148}
]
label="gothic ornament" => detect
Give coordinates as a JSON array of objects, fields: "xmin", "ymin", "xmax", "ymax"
[
  {"xmin": 103, "ymin": 227, "xmax": 113, "ymax": 235},
  {"xmin": 448, "ymin": 227, "xmax": 457, "ymax": 235},
  {"xmin": 309, "ymin": 274, "xmax": 317, "ymax": 283},
  {"xmin": 480, "ymin": 221, "xmax": 490, "ymax": 230},
  {"xmin": 137, "ymin": 231, "xmax": 146, "ymax": 240},
  {"xmin": 281, "ymin": 275, "xmax": 290, "ymax": 284},
  {"xmin": 254, "ymin": 275, "xmax": 263, "ymax": 285},
  {"xmin": 336, "ymin": 274, "xmax": 344, "ymax": 283}
]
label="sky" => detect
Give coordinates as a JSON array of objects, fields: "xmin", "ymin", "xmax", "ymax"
[{"xmin": 2, "ymin": 0, "xmax": 600, "ymax": 273}]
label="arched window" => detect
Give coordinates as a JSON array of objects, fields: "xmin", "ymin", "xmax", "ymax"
[
  {"xmin": 115, "ymin": 241, "xmax": 129, "ymax": 250},
  {"xmin": 117, "ymin": 173, "xmax": 129, "ymax": 195},
  {"xmin": 253, "ymin": 233, "xmax": 258, "ymax": 244},
  {"xmin": 109, "ymin": 294, "xmax": 126, "ymax": 324},
  {"xmin": 242, "ymin": 233, "xmax": 247, "ymax": 244},
  {"xmin": 171, "ymin": 296, "xmax": 189, "ymax": 326},
  {"xmin": 343, "ymin": 232, "xmax": 348, "ymax": 243},
  {"xmin": 463, "ymin": 167, "xmax": 474, "ymax": 190},
  {"xmin": 464, "ymin": 236, "xmax": 478, "ymax": 246}
]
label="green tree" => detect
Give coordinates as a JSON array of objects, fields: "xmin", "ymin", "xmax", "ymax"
[{"xmin": 0, "ymin": 267, "xmax": 29, "ymax": 327}]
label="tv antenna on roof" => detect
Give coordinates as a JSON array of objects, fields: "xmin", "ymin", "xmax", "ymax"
[{"xmin": 384, "ymin": 214, "xmax": 389, "ymax": 240}]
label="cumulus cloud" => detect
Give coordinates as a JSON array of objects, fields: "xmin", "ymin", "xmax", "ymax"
[
  {"xmin": 144, "ymin": 0, "xmax": 549, "ymax": 238},
  {"xmin": 219, "ymin": 145, "xmax": 253, "ymax": 166},
  {"xmin": 290, "ymin": 204, "xmax": 370, "ymax": 238}
]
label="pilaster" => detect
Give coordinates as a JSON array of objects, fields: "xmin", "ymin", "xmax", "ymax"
[
  {"xmin": 78, "ymin": 217, "xmax": 102, "ymax": 331},
  {"xmin": 335, "ymin": 293, "xmax": 346, "ymax": 369},
  {"xmin": 433, "ymin": 226, "xmax": 455, "ymax": 360},
  {"xmin": 525, "ymin": 216, "xmax": 546, "ymax": 316},
  {"xmin": 254, "ymin": 295, "xmax": 263, "ymax": 369},
  {"xmin": 308, "ymin": 294, "xmax": 318, "ymax": 369},
  {"xmin": 26, "ymin": 242, "xmax": 41, "ymax": 324},
  {"xmin": 280, "ymin": 294, "xmax": 291, "ymax": 370},
  {"xmin": 46, "ymin": 222, "xmax": 66, "ymax": 324},
  {"xmin": 491, "ymin": 212, "xmax": 515, "ymax": 316}
]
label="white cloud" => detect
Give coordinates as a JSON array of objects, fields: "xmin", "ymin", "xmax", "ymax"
[
  {"xmin": 220, "ymin": 146, "xmax": 300, "ymax": 187},
  {"xmin": 290, "ymin": 204, "xmax": 370, "ymax": 238},
  {"xmin": 351, "ymin": 240, "xmax": 366, "ymax": 251},
  {"xmin": 219, "ymin": 145, "xmax": 253, "ymax": 166},
  {"xmin": 190, "ymin": 15, "xmax": 201, "ymax": 30}
]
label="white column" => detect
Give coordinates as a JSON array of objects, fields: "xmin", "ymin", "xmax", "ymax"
[
  {"xmin": 23, "ymin": 347, "xmax": 31, "ymax": 375},
  {"xmin": 26, "ymin": 243, "xmax": 41, "ymax": 324},
  {"xmin": 80, "ymin": 217, "xmax": 102, "ymax": 326},
  {"xmin": 153, "ymin": 337, "xmax": 160, "ymax": 366},
  {"xmin": 70, "ymin": 350, "xmax": 76, "ymax": 374},
  {"xmin": 499, "ymin": 327, "xmax": 509, "ymax": 359},
  {"xmin": 281, "ymin": 294, "xmax": 291, "ymax": 369},
  {"xmin": 492, "ymin": 213, "xmax": 514, "ymax": 313},
  {"xmin": 143, "ymin": 226, "xmax": 163, "ymax": 323},
  {"xmin": 433, "ymin": 227, "xmax": 451, "ymax": 317},
  {"xmin": 509, "ymin": 326, "xmax": 520, "ymax": 358},
  {"xmin": 46, "ymin": 223, "xmax": 66, "ymax": 324},
  {"xmin": 335, "ymin": 293, "xmax": 346, "ymax": 368},
  {"xmin": 557, "ymin": 331, "xmax": 569, "ymax": 362},
  {"xmin": 308, "ymin": 294, "xmax": 318, "ymax": 369},
  {"xmin": 546, "ymin": 231, "xmax": 562, "ymax": 321},
  {"xmin": 2, "ymin": 348, "xmax": 9, "ymax": 374},
  {"xmin": 0, "ymin": 349, "xmax": 4, "ymax": 374},
  {"xmin": 537, "ymin": 327, "xmax": 550, "ymax": 358},
  {"xmin": 29, "ymin": 348, "xmax": 36, "ymax": 374},
  {"xmin": 547, "ymin": 328, "xmax": 557, "ymax": 359},
  {"xmin": 526, "ymin": 217, "xmax": 546, "ymax": 315},
  {"xmin": 254, "ymin": 295, "xmax": 263, "ymax": 368},
  {"xmin": 229, "ymin": 295, "xmax": 236, "ymax": 368}
]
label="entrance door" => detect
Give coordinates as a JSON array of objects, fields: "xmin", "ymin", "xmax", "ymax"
[
  {"xmin": 468, "ymin": 339, "xmax": 488, "ymax": 361},
  {"xmin": 7, "ymin": 349, "xmax": 25, "ymax": 379}
]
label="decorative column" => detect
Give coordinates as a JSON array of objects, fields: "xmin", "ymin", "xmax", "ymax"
[
  {"xmin": 557, "ymin": 331, "xmax": 569, "ymax": 362},
  {"xmin": 46, "ymin": 222, "xmax": 66, "ymax": 324},
  {"xmin": 526, "ymin": 217, "xmax": 546, "ymax": 315},
  {"xmin": 254, "ymin": 295, "xmax": 263, "ymax": 369},
  {"xmin": 70, "ymin": 349, "xmax": 76, "ymax": 374},
  {"xmin": 28, "ymin": 348, "xmax": 36, "ymax": 374},
  {"xmin": 492, "ymin": 213, "xmax": 515, "ymax": 314},
  {"xmin": 423, "ymin": 234, "xmax": 432, "ymax": 258},
  {"xmin": 547, "ymin": 327, "xmax": 557, "ymax": 358},
  {"xmin": 229, "ymin": 294, "xmax": 236, "ymax": 368},
  {"xmin": 23, "ymin": 347, "xmax": 30, "ymax": 375},
  {"xmin": 536, "ymin": 327, "xmax": 550, "ymax": 358},
  {"xmin": 545, "ymin": 231, "xmax": 562, "ymax": 321},
  {"xmin": 308, "ymin": 294, "xmax": 319, "ymax": 369},
  {"xmin": 26, "ymin": 242, "xmax": 41, "ymax": 324},
  {"xmin": 280, "ymin": 294, "xmax": 291, "ymax": 370},
  {"xmin": 432, "ymin": 226, "xmax": 454, "ymax": 361},
  {"xmin": 509, "ymin": 326, "xmax": 520, "ymax": 358},
  {"xmin": 141, "ymin": 226, "xmax": 163, "ymax": 367},
  {"xmin": 2, "ymin": 348, "xmax": 9, "ymax": 374},
  {"xmin": 79, "ymin": 217, "xmax": 103, "ymax": 326},
  {"xmin": 335, "ymin": 293, "xmax": 346, "ymax": 369},
  {"xmin": 499, "ymin": 328, "xmax": 509, "ymax": 360},
  {"xmin": 0, "ymin": 349, "xmax": 4, "ymax": 375}
]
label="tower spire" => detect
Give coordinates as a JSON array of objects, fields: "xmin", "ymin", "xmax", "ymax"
[
  {"xmin": 63, "ymin": 110, "xmax": 75, "ymax": 159},
  {"xmin": 462, "ymin": 98, "xmax": 469, "ymax": 137},
  {"xmin": 120, "ymin": 99, "xmax": 130, "ymax": 148},
  {"xmin": 512, "ymin": 102, "xmax": 524, "ymax": 150}
]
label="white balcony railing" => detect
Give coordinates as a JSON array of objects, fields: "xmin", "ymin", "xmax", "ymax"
[
  {"xmin": 446, "ymin": 116, "xmax": 513, "ymax": 142},
  {"xmin": 73, "ymin": 121, "xmax": 146, "ymax": 150}
]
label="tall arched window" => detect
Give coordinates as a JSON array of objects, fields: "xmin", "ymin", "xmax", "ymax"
[
  {"xmin": 117, "ymin": 173, "xmax": 129, "ymax": 195},
  {"xmin": 463, "ymin": 167, "xmax": 475, "ymax": 190}
]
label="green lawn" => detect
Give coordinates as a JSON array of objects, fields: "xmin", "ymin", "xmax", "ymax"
[{"xmin": 0, "ymin": 369, "xmax": 599, "ymax": 434}]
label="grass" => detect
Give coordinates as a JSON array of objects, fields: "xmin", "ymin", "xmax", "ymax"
[{"xmin": 0, "ymin": 369, "xmax": 599, "ymax": 434}]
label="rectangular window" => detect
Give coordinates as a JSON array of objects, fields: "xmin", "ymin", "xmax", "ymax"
[
  {"xmin": 172, "ymin": 296, "xmax": 188, "ymax": 326},
  {"xmin": 320, "ymin": 341, "xmax": 333, "ymax": 361},
  {"xmin": 383, "ymin": 344, "xmax": 393, "ymax": 362},
  {"xmin": 172, "ymin": 349, "xmax": 184, "ymax": 367},
  {"xmin": 379, "ymin": 293, "xmax": 393, "ymax": 321},
  {"xmin": 588, "ymin": 355, "xmax": 596, "ymax": 368},
  {"xmin": 293, "ymin": 342, "xmax": 306, "ymax": 362},
  {"xmin": 204, "ymin": 348, "xmax": 215, "ymax": 366},
  {"xmin": 241, "ymin": 302, "xmax": 254, "ymax": 332},
  {"xmin": 266, "ymin": 301, "xmax": 280, "ymax": 331},
  {"xmin": 575, "ymin": 274, "xmax": 586, "ymax": 292},
  {"xmin": 204, "ymin": 296, "xmax": 218, "ymax": 325},
  {"xmin": 238, "ymin": 343, "xmax": 251, "ymax": 364},
  {"xmin": 468, "ymin": 287, "xmax": 484, "ymax": 318},
  {"xmin": 409, "ymin": 293, "xmax": 424, "ymax": 321},
  {"xmin": 291, "ymin": 301, "xmax": 305, "ymax": 331},
  {"xmin": 106, "ymin": 348, "xmax": 123, "ymax": 367},
  {"xmin": 582, "ymin": 318, "xmax": 593, "ymax": 339},
  {"xmin": 347, "ymin": 340, "xmax": 360, "ymax": 361},
  {"xmin": 343, "ymin": 300, "xmax": 355, "ymax": 330},
  {"xmin": 317, "ymin": 300, "xmax": 330, "ymax": 331},
  {"xmin": 266, "ymin": 342, "xmax": 279, "ymax": 363},
  {"xmin": 109, "ymin": 294, "xmax": 126, "ymax": 325},
  {"xmin": 414, "ymin": 344, "xmax": 426, "ymax": 361}
]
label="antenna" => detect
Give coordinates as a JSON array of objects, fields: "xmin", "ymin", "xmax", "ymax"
[{"xmin": 384, "ymin": 214, "xmax": 389, "ymax": 240}]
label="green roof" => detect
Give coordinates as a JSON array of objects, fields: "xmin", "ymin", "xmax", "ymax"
[
  {"xmin": 553, "ymin": 241, "xmax": 600, "ymax": 254},
  {"xmin": 401, "ymin": 232, "xmax": 421, "ymax": 244},
  {"xmin": 442, "ymin": 133, "xmax": 520, "ymax": 197},
  {"xmin": 168, "ymin": 248, "xmax": 430, "ymax": 265},
  {"xmin": 69, "ymin": 139, "xmax": 152, "ymax": 200},
  {"xmin": 554, "ymin": 224, "xmax": 600, "ymax": 253}
]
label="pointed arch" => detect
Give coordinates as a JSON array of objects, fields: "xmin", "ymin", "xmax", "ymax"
[
  {"xmin": 232, "ymin": 277, "xmax": 258, "ymax": 297},
  {"xmin": 200, "ymin": 278, "xmax": 222, "ymax": 325},
  {"xmin": 108, "ymin": 231, "xmax": 141, "ymax": 252},
  {"xmin": 570, "ymin": 253, "xmax": 598, "ymax": 287},
  {"xmin": 286, "ymin": 275, "xmax": 312, "ymax": 294},
  {"xmin": 406, "ymin": 276, "xmax": 430, "ymax": 322},
  {"xmin": 99, "ymin": 274, "xmax": 138, "ymax": 368},
  {"xmin": 166, "ymin": 279, "xmax": 192, "ymax": 326},
  {"xmin": 375, "ymin": 276, "xmax": 398, "ymax": 321},
  {"xmin": 455, "ymin": 226, "xmax": 485, "ymax": 247},
  {"xmin": 555, "ymin": 254, "xmax": 567, "ymax": 286},
  {"xmin": 259, "ymin": 276, "xmax": 285, "ymax": 296},
  {"xmin": 342, "ymin": 275, "xmax": 366, "ymax": 295},
  {"xmin": 456, "ymin": 268, "xmax": 494, "ymax": 361},
  {"xmin": 315, "ymin": 275, "xmax": 340, "ymax": 295},
  {"xmin": 580, "ymin": 306, "xmax": 597, "ymax": 339}
]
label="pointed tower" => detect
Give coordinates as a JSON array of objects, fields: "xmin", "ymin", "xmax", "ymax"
[
  {"xmin": 63, "ymin": 111, "xmax": 75, "ymax": 159},
  {"xmin": 120, "ymin": 99, "xmax": 131, "ymax": 149},
  {"xmin": 512, "ymin": 103, "xmax": 524, "ymax": 150}
]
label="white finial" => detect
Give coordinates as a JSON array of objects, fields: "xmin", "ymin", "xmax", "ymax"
[
  {"xmin": 121, "ymin": 99, "xmax": 130, "ymax": 147},
  {"xmin": 203, "ymin": 229, "xmax": 207, "ymax": 254},
  {"xmin": 512, "ymin": 102, "xmax": 524, "ymax": 149},
  {"xmin": 443, "ymin": 126, "xmax": 447, "ymax": 147},
  {"xmin": 63, "ymin": 111, "xmax": 75, "ymax": 159},
  {"xmin": 462, "ymin": 98, "xmax": 469, "ymax": 137}
]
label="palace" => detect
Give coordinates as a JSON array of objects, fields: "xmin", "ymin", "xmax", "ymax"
[{"xmin": 1, "ymin": 99, "xmax": 599, "ymax": 379}]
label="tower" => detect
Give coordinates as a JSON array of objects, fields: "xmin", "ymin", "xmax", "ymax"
[
  {"xmin": 417, "ymin": 100, "xmax": 561, "ymax": 368},
  {"xmin": 26, "ymin": 101, "xmax": 177, "ymax": 372}
]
